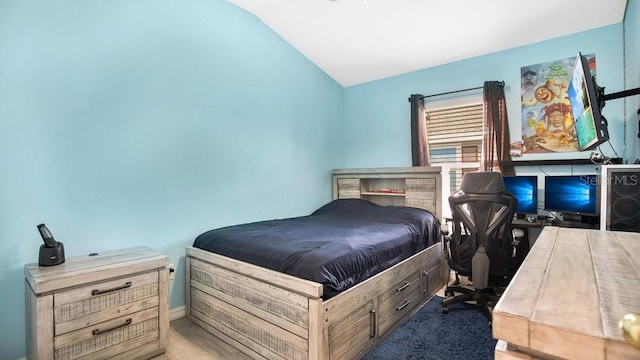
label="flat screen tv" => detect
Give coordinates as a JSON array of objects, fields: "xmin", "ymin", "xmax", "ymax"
[
  {"xmin": 503, "ymin": 176, "xmax": 538, "ymax": 215},
  {"xmin": 567, "ymin": 53, "xmax": 609, "ymax": 151},
  {"xmin": 544, "ymin": 175, "xmax": 599, "ymax": 216}
]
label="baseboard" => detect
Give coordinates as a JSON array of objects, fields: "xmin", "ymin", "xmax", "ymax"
[{"xmin": 170, "ymin": 305, "xmax": 187, "ymax": 321}]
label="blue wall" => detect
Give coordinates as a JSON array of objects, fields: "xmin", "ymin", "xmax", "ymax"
[
  {"xmin": 0, "ymin": 1, "xmax": 343, "ymax": 358},
  {"xmin": 344, "ymin": 24, "xmax": 632, "ymax": 168}
]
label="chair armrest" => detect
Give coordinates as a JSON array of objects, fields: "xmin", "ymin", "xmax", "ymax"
[
  {"xmin": 510, "ymin": 228, "xmax": 525, "ymax": 258},
  {"xmin": 512, "ymin": 228, "xmax": 525, "ymax": 240},
  {"xmin": 440, "ymin": 222, "xmax": 450, "ymax": 236}
]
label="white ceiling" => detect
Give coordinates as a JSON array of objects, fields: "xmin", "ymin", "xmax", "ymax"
[{"xmin": 227, "ymin": 0, "xmax": 628, "ymax": 87}]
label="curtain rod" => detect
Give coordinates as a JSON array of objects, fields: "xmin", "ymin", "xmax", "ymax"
[
  {"xmin": 410, "ymin": 81, "xmax": 505, "ymax": 101},
  {"xmin": 424, "ymin": 85, "xmax": 483, "ymax": 98}
]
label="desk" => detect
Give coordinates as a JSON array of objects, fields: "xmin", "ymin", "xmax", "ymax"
[
  {"xmin": 511, "ymin": 218, "xmax": 545, "ymax": 229},
  {"xmin": 493, "ymin": 226, "xmax": 640, "ymax": 360},
  {"xmin": 550, "ymin": 219, "xmax": 599, "ymax": 229}
]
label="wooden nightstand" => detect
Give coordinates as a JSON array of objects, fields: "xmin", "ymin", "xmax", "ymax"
[{"xmin": 25, "ymin": 246, "xmax": 170, "ymax": 360}]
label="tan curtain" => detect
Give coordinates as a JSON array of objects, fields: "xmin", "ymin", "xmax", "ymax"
[
  {"xmin": 410, "ymin": 94, "xmax": 431, "ymax": 166},
  {"xmin": 482, "ymin": 82, "xmax": 514, "ymax": 175}
]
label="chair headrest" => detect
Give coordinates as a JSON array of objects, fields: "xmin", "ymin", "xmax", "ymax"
[{"xmin": 458, "ymin": 172, "xmax": 507, "ymax": 194}]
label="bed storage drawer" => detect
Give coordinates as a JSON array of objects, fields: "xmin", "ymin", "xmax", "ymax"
[{"xmin": 377, "ymin": 271, "xmax": 421, "ymax": 336}]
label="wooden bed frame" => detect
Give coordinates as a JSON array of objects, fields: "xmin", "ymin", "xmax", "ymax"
[{"xmin": 185, "ymin": 167, "xmax": 447, "ymax": 360}]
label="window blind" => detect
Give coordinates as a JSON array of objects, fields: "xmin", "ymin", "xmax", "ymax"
[
  {"xmin": 425, "ymin": 102, "xmax": 483, "ymax": 193},
  {"xmin": 425, "ymin": 103, "xmax": 483, "ymax": 163},
  {"xmin": 426, "ymin": 103, "xmax": 483, "ymax": 151}
]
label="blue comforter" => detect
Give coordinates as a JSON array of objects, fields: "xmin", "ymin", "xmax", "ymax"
[{"xmin": 193, "ymin": 199, "xmax": 441, "ymax": 299}]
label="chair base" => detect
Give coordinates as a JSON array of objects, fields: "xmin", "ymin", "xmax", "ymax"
[{"xmin": 441, "ymin": 281, "xmax": 501, "ymax": 326}]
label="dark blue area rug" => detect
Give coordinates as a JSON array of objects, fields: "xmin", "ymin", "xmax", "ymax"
[{"xmin": 362, "ymin": 296, "xmax": 496, "ymax": 360}]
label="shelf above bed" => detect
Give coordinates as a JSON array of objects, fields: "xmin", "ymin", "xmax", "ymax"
[{"xmin": 332, "ymin": 166, "xmax": 443, "ymax": 219}]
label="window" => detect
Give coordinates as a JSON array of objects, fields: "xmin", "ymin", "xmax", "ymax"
[{"xmin": 425, "ymin": 97, "xmax": 483, "ymax": 195}]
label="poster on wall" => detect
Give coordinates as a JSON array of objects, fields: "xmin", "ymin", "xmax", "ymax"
[{"xmin": 517, "ymin": 54, "xmax": 596, "ymax": 155}]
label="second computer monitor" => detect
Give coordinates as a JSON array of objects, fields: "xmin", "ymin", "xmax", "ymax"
[{"xmin": 544, "ymin": 175, "xmax": 599, "ymax": 216}]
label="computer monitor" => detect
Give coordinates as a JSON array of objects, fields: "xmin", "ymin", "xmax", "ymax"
[
  {"xmin": 544, "ymin": 175, "xmax": 599, "ymax": 216},
  {"xmin": 567, "ymin": 53, "xmax": 609, "ymax": 151},
  {"xmin": 503, "ymin": 176, "xmax": 538, "ymax": 216}
]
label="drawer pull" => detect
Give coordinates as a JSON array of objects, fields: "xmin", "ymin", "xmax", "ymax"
[
  {"xmin": 369, "ymin": 310, "xmax": 376, "ymax": 338},
  {"xmin": 92, "ymin": 281, "xmax": 132, "ymax": 296},
  {"xmin": 396, "ymin": 300, "xmax": 410, "ymax": 311},
  {"xmin": 92, "ymin": 318, "xmax": 132, "ymax": 336},
  {"xmin": 396, "ymin": 282, "xmax": 410, "ymax": 292}
]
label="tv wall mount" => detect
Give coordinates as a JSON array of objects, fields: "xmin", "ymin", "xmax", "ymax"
[{"xmin": 594, "ymin": 81, "xmax": 640, "ymax": 138}]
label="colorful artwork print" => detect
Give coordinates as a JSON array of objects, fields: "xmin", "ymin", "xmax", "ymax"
[{"xmin": 520, "ymin": 54, "xmax": 595, "ymax": 153}]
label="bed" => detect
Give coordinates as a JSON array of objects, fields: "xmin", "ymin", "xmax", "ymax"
[{"xmin": 186, "ymin": 167, "xmax": 447, "ymax": 360}]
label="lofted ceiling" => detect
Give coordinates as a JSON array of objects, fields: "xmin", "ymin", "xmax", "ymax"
[{"xmin": 227, "ymin": 0, "xmax": 628, "ymax": 87}]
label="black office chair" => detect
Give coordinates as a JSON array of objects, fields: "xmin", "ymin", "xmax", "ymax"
[{"xmin": 441, "ymin": 171, "xmax": 522, "ymax": 324}]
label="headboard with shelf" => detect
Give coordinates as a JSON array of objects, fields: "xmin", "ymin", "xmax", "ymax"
[{"xmin": 332, "ymin": 166, "xmax": 443, "ymax": 220}]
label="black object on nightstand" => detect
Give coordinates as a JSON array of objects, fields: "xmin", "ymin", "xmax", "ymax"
[{"xmin": 37, "ymin": 223, "xmax": 65, "ymax": 266}]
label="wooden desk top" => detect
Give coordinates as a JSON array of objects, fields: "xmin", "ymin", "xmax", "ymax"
[{"xmin": 493, "ymin": 226, "xmax": 640, "ymax": 360}]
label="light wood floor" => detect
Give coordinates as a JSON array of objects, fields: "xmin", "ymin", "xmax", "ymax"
[
  {"xmin": 151, "ymin": 317, "xmax": 251, "ymax": 360},
  {"xmin": 151, "ymin": 275, "xmax": 452, "ymax": 360}
]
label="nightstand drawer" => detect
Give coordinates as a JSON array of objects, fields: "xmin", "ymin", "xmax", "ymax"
[
  {"xmin": 54, "ymin": 307, "xmax": 159, "ymax": 360},
  {"xmin": 54, "ymin": 271, "xmax": 159, "ymax": 335}
]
